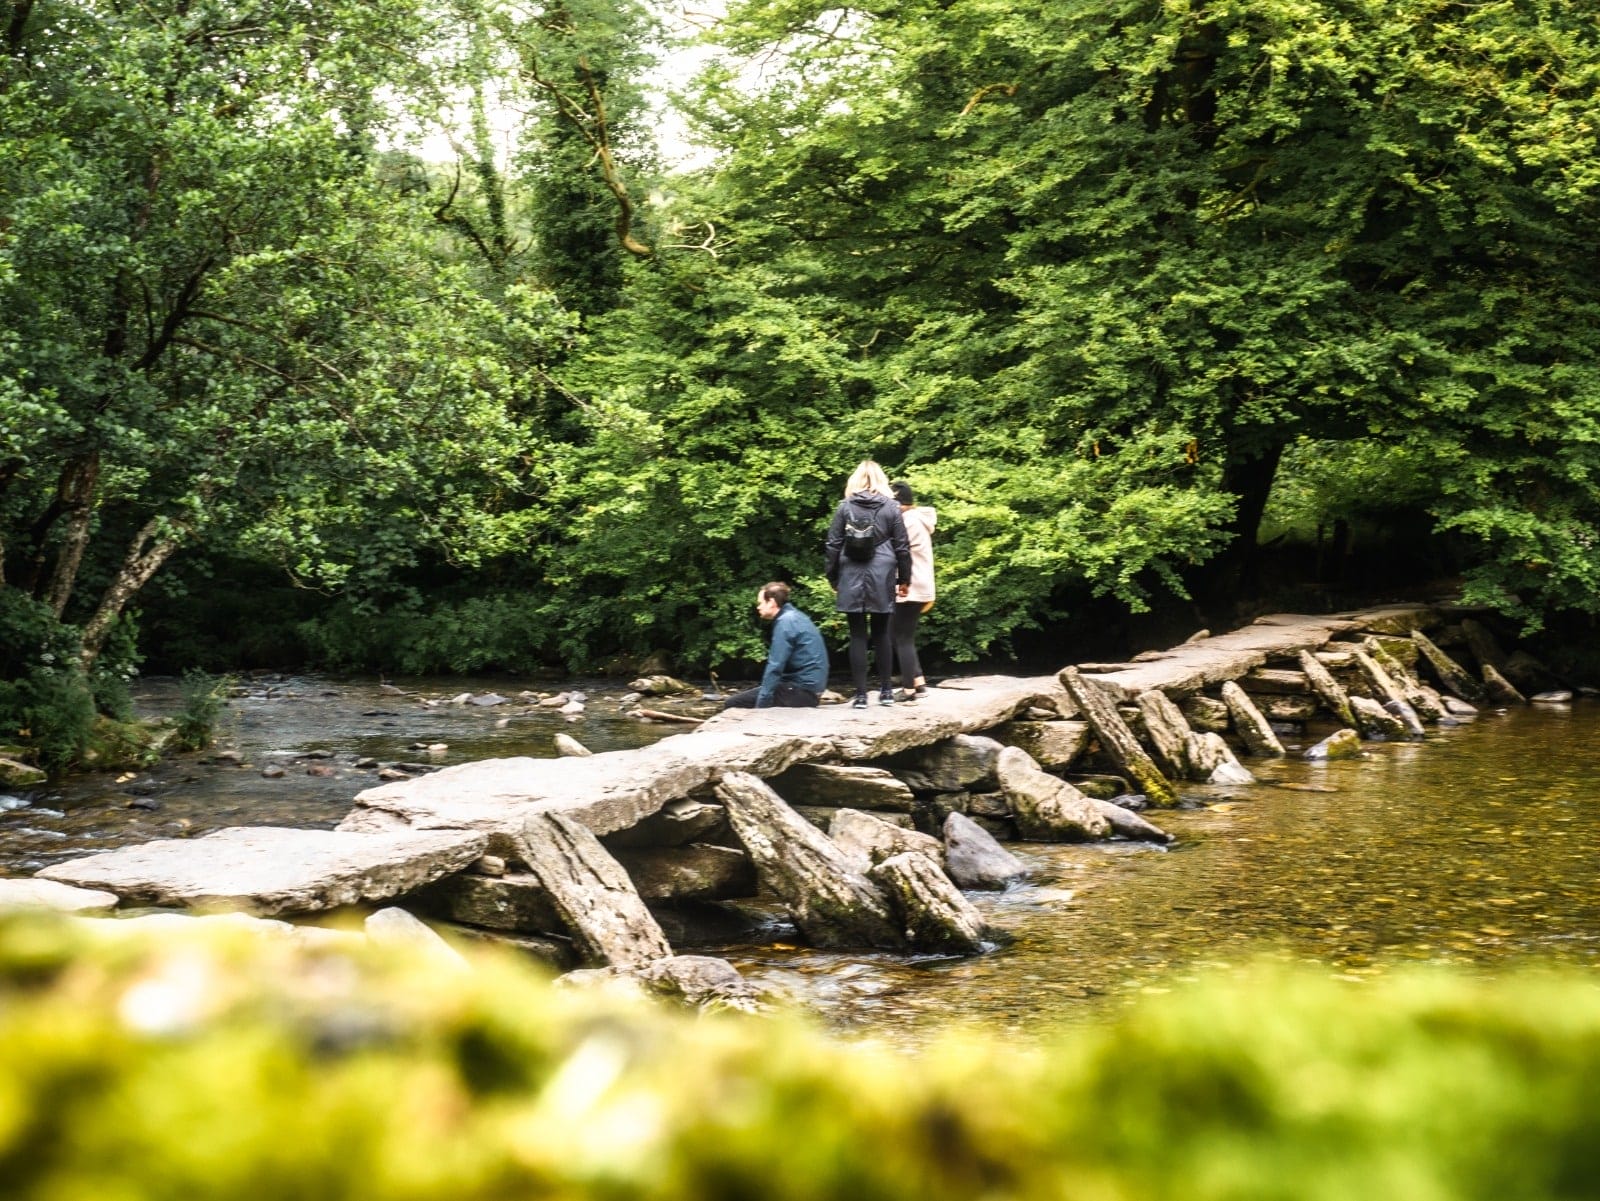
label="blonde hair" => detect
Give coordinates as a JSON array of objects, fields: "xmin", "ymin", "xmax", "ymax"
[{"xmin": 844, "ymin": 459, "xmax": 894, "ymax": 498}]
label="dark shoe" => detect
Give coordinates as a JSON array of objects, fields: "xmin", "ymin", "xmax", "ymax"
[
  {"xmin": 897, "ymin": 687, "xmax": 921, "ymax": 703},
  {"xmin": 851, "ymin": 693, "xmax": 869, "ymax": 709},
  {"xmin": 878, "ymin": 689, "xmax": 895, "ymax": 706}
]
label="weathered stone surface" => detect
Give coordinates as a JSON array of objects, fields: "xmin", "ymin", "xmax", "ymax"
[
  {"xmin": 1531, "ymin": 690, "xmax": 1574, "ymax": 704},
  {"xmin": 1505, "ymin": 651, "xmax": 1564, "ymax": 696},
  {"xmin": 715, "ymin": 772, "xmax": 904, "ymax": 949},
  {"xmin": 363, "ymin": 906, "xmax": 468, "ymax": 967},
  {"xmin": 1305, "ymin": 729, "xmax": 1363, "ymax": 760},
  {"xmin": 1063, "ymin": 773, "xmax": 1133, "ymax": 800},
  {"xmin": 1089, "ymin": 800, "xmax": 1172, "ymax": 844},
  {"xmin": 636, "ymin": 954, "xmax": 766, "ymax": 1012},
  {"xmin": 1364, "ymin": 637, "xmax": 1443, "ymax": 722},
  {"xmin": 829, "ymin": 808, "xmax": 946, "ymax": 872},
  {"xmin": 629, "ymin": 674, "xmax": 698, "ymax": 696},
  {"xmin": 1181, "ymin": 694, "xmax": 1231, "ymax": 733},
  {"xmin": 1411, "ymin": 630, "xmax": 1486, "ymax": 701},
  {"xmin": 1238, "ymin": 668, "xmax": 1311, "ymax": 695},
  {"xmin": 1350, "ymin": 648, "xmax": 1408, "ymax": 709},
  {"xmin": 1250, "ymin": 693, "xmax": 1319, "ymax": 722},
  {"xmin": 966, "ymin": 792, "xmax": 1012, "ymax": 819},
  {"xmin": 996, "ymin": 746, "xmax": 1112, "ymax": 841},
  {"xmin": 604, "ymin": 798, "xmax": 727, "ymax": 849},
  {"xmin": 1383, "ymin": 699, "xmax": 1427, "ymax": 739},
  {"xmin": 1135, "ymin": 690, "xmax": 1196, "ymax": 780},
  {"xmin": 1350, "ymin": 605, "xmax": 1438, "ymax": 636},
  {"xmin": 1364, "ymin": 635, "xmax": 1420, "ymax": 668},
  {"xmin": 1459, "ymin": 618, "xmax": 1508, "ymax": 672},
  {"xmin": 512, "ymin": 811, "xmax": 671, "ymax": 970},
  {"xmin": 611, "ymin": 843, "xmax": 757, "ymax": 902},
  {"xmin": 1350, "ymin": 695, "xmax": 1409, "ymax": 740},
  {"xmin": 1298, "ymin": 649, "xmax": 1357, "ymax": 728},
  {"xmin": 0, "ymin": 755, "xmax": 46, "ymax": 788},
  {"xmin": 0, "ymin": 877, "xmax": 118, "ymax": 914},
  {"xmin": 1067, "ymin": 612, "xmax": 1376, "ymax": 702},
  {"xmin": 443, "ymin": 923, "xmax": 573, "ymax": 969},
  {"xmin": 992, "ymin": 720, "xmax": 1091, "ymax": 770},
  {"xmin": 768, "ymin": 762, "xmax": 916, "ymax": 812},
  {"xmin": 38, "ymin": 827, "xmax": 487, "ymax": 916},
  {"xmin": 792, "ymin": 805, "xmax": 914, "ymax": 831},
  {"xmin": 1482, "ymin": 663, "xmax": 1527, "ymax": 705},
  {"xmin": 1441, "ymin": 696, "xmax": 1480, "ymax": 717},
  {"xmin": 1059, "ymin": 667, "xmax": 1178, "ymax": 807},
  {"xmin": 1220, "ymin": 681, "xmax": 1286, "ymax": 757},
  {"xmin": 869, "ymin": 852, "xmax": 996, "ymax": 954},
  {"xmin": 1184, "ymin": 732, "xmax": 1254, "ymax": 785},
  {"xmin": 341, "ymin": 729, "xmax": 834, "ymax": 844},
  {"xmin": 553, "ymin": 733, "xmax": 593, "ymax": 757},
  {"xmin": 942, "ymin": 812, "xmax": 1029, "ymax": 890},
  {"xmin": 886, "ymin": 734, "xmax": 1005, "ymax": 793},
  {"xmin": 409, "ymin": 870, "xmax": 563, "ymax": 934},
  {"xmin": 702, "ymin": 675, "xmax": 1067, "ymax": 763}
]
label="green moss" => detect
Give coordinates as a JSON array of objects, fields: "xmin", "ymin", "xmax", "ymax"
[{"xmin": 3, "ymin": 914, "xmax": 1600, "ymax": 1200}]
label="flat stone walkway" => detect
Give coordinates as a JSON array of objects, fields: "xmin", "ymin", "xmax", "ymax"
[{"xmin": 26, "ymin": 604, "xmax": 1435, "ymax": 915}]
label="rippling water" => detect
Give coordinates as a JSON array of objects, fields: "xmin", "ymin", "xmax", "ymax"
[
  {"xmin": 3, "ymin": 679, "xmax": 1596, "ymax": 1041},
  {"xmin": 725, "ymin": 702, "xmax": 1600, "ymax": 1038}
]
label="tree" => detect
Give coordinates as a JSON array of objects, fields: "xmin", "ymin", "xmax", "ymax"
[
  {"xmin": 0, "ymin": 0, "xmax": 546, "ymax": 664},
  {"xmin": 658, "ymin": 0, "xmax": 1600, "ymax": 644}
]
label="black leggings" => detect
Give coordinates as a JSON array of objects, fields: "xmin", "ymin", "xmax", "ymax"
[
  {"xmin": 891, "ymin": 600, "xmax": 922, "ymax": 687},
  {"xmin": 846, "ymin": 610, "xmax": 892, "ymax": 696}
]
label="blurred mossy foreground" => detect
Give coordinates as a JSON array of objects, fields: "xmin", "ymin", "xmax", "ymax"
[{"xmin": 2, "ymin": 915, "xmax": 1599, "ymax": 1201}]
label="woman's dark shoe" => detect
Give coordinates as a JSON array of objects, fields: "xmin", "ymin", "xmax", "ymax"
[
  {"xmin": 851, "ymin": 693, "xmax": 869, "ymax": 709},
  {"xmin": 878, "ymin": 689, "xmax": 896, "ymax": 706}
]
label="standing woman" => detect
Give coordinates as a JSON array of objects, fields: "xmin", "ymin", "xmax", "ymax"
[
  {"xmin": 889, "ymin": 480, "xmax": 936, "ymax": 701},
  {"xmin": 825, "ymin": 460, "xmax": 912, "ymax": 708}
]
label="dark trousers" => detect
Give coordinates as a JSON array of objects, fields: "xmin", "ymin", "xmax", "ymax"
[
  {"xmin": 891, "ymin": 600, "xmax": 922, "ymax": 686},
  {"xmin": 722, "ymin": 682, "xmax": 822, "ymax": 709},
  {"xmin": 846, "ymin": 610, "xmax": 892, "ymax": 697}
]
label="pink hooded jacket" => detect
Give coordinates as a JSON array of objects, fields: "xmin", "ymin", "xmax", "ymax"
[{"xmin": 900, "ymin": 505, "xmax": 937, "ymax": 604}]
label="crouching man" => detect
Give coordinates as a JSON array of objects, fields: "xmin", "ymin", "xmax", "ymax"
[{"xmin": 723, "ymin": 582, "xmax": 829, "ymax": 709}]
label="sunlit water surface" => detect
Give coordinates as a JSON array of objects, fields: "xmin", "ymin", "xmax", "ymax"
[{"xmin": 3, "ymin": 678, "xmax": 1597, "ymax": 1041}]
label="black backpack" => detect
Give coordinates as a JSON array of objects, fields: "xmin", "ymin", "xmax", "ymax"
[{"xmin": 841, "ymin": 503, "xmax": 879, "ymax": 562}]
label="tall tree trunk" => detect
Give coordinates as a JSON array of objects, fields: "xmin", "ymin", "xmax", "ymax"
[
  {"xmin": 1196, "ymin": 441, "xmax": 1285, "ymax": 615},
  {"xmin": 35, "ymin": 452, "xmax": 101, "ymax": 616},
  {"xmin": 78, "ymin": 515, "xmax": 184, "ymax": 666}
]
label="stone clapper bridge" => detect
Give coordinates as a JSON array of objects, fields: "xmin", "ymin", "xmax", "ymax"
[{"xmin": 22, "ymin": 605, "xmax": 1513, "ymax": 1007}]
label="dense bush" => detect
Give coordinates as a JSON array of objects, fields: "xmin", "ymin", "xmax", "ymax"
[
  {"xmin": 3, "ymin": 913, "xmax": 1599, "ymax": 1201},
  {"xmin": 0, "ymin": 593, "xmax": 142, "ymax": 772}
]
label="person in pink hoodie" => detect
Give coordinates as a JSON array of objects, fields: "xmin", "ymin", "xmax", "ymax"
[{"xmin": 889, "ymin": 480, "xmax": 936, "ymax": 701}]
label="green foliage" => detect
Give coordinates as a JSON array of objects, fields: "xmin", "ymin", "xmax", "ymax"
[
  {"xmin": 297, "ymin": 594, "xmax": 559, "ymax": 675},
  {"xmin": 172, "ymin": 669, "xmax": 232, "ymax": 753},
  {"xmin": 0, "ymin": 591, "xmax": 128, "ymax": 772},
  {"xmin": 0, "ymin": 0, "xmax": 552, "ymax": 660},
  {"xmin": 5, "ymin": 915, "xmax": 1600, "ymax": 1200},
  {"xmin": 0, "ymin": 667, "xmax": 94, "ymax": 775}
]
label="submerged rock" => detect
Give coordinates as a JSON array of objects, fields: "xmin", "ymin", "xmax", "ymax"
[{"xmin": 1305, "ymin": 729, "xmax": 1362, "ymax": 761}]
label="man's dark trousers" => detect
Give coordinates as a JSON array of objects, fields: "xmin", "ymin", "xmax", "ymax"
[{"xmin": 722, "ymin": 683, "xmax": 821, "ymax": 709}]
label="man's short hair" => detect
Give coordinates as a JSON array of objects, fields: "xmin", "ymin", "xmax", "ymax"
[
  {"xmin": 891, "ymin": 480, "xmax": 915, "ymax": 505},
  {"xmin": 760, "ymin": 581, "xmax": 791, "ymax": 607}
]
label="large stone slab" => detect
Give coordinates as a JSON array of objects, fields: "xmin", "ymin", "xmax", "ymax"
[
  {"xmin": 0, "ymin": 877, "xmax": 119, "ymax": 914},
  {"xmin": 1070, "ymin": 612, "xmax": 1375, "ymax": 703},
  {"xmin": 340, "ymin": 729, "xmax": 834, "ymax": 844},
  {"xmin": 38, "ymin": 827, "xmax": 487, "ymax": 916},
  {"xmin": 700, "ymin": 675, "xmax": 1068, "ymax": 761}
]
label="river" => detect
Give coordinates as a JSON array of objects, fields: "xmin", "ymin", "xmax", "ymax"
[{"xmin": 3, "ymin": 675, "xmax": 1597, "ymax": 1040}]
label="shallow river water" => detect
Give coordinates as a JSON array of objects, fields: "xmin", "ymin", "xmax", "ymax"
[{"xmin": 3, "ymin": 676, "xmax": 1597, "ymax": 1040}]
